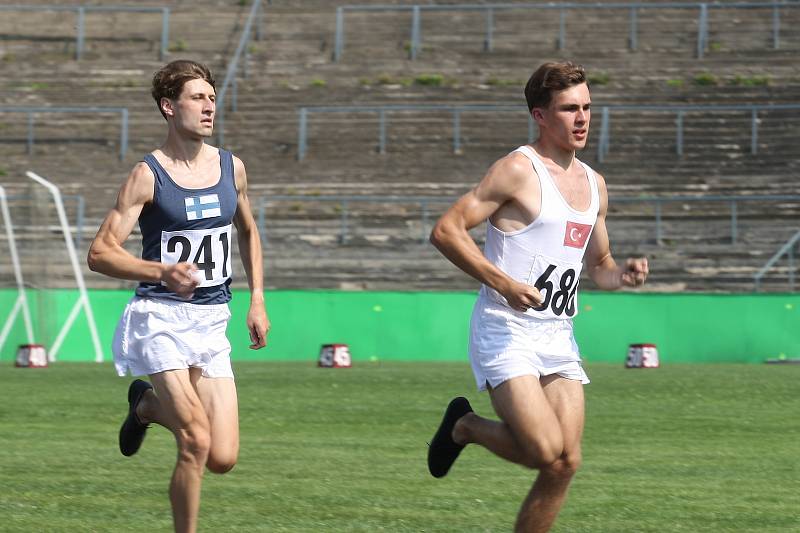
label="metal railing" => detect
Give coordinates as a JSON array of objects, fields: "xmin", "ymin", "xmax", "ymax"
[
  {"xmin": 754, "ymin": 229, "xmax": 800, "ymax": 290},
  {"xmin": 596, "ymin": 103, "xmax": 800, "ymax": 162},
  {"xmin": 333, "ymin": 1, "xmax": 798, "ymax": 61},
  {"xmin": 255, "ymin": 193, "xmax": 800, "ymax": 249},
  {"xmin": 0, "ymin": 5, "xmax": 170, "ymax": 60},
  {"xmin": 296, "ymin": 103, "xmax": 800, "ymax": 161},
  {"xmin": 216, "ymin": 0, "xmax": 265, "ymax": 147},
  {"xmin": 0, "ymin": 106, "xmax": 129, "ymax": 161},
  {"xmin": 297, "ymin": 104, "xmax": 534, "ymax": 160},
  {"xmin": 255, "ymin": 194, "xmax": 454, "ymax": 245},
  {"xmin": 613, "ymin": 194, "xmax": 800, "ymax": 246}
]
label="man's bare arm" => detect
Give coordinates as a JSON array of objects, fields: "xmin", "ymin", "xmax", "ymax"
[
  {"xmin": 87, "ymin": 163, "xmax": 198, "ymax": 297},
  {"xmin": 232, "ymin": 156, "xmax": 270, "ymax": 349},
  {"xmin": 430, "ymin": 155, "xmax": 543, "ymax": 311},
  {"xmin": 584, "ymin": 173, "xmax": 648, "ymax": 290}
]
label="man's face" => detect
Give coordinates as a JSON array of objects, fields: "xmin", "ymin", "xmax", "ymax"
[
  {"xmin": 164, "ymin": 78, "xmax": 216, "ymax": 138},
  {"xmin": 534, "ymin": 82, "xmax": 591, "ymax": 152}
]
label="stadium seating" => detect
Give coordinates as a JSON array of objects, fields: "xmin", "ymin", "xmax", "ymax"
[{"xmin": 1, "ymin": 0, "xmax": 798, "ymax": 291}]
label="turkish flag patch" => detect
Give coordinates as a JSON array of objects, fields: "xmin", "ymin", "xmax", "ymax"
[{"xmin": 564, "ymin": 221, "xmax": 592, "ymax": 248}]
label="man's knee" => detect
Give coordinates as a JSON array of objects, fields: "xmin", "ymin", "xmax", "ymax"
[
  {"xmin": 518, "ymin": 433, "xmax": 565, "ymax": 469},
  {"xmin": 542, "ymin": 450, "xmax": 582, "ymax": 479},
  {"xmin": 206, "ymin": 451, "xmax": 238, "ymax": 474},
  {"xmin": 177, "ymin": 425, "xmax": 212, "ymax": 466}
]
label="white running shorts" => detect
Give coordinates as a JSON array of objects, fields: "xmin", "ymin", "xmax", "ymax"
[
  {"xmin": 112, "ymin": 296, "xmax": 234, "ymax": 379},
  {"xmin": 468, "ymin": 294, "xmax": 589, "ymax": 391}
]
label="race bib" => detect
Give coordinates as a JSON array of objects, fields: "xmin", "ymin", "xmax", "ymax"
[
  {"xmin": 525, "ymin": 254, "xmax": 582, "ymax": 319},
  {"xmin": 160, "ymin": 225, "xmax": 233, "ymax": 288}
]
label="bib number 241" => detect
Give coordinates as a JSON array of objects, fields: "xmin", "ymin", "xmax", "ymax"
[{"xmin": 161, "ymin": 225, "xmax": 232, "ymax": 287}]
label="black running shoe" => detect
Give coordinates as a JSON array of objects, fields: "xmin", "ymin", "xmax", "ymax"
[
  {"xmin": 427, "ymin": 397, "xmax": 473, "ymax": 478},
  {"xmin": 119, "ymin": 379, "xmax": 152, "ymax": 457}
]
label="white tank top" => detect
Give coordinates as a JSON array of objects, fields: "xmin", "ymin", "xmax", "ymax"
[{"xmin": 479, "ymin": 145, "xmax": 600, "ymax": 320}]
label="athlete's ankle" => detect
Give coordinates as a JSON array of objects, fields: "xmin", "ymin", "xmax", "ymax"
[
  {"xmin": 135, "ymin": 389, "xmax": 154, "ymax": 425},
  {"xmin": 452, "ymin": 411, "xmax": 474, "ymax": 446}
]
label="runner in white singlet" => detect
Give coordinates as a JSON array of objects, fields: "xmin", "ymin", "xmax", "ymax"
[{"xmin": 426, "ymin": 62, "xmax": 648, "ymax": 533}]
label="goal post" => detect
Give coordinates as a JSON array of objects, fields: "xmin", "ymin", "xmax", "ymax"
[
  {"xmin": 26, "ymin": 171, "xmax": 103, "ymax": 363},
  {"xmin": 0, "ymin": 185, "xmax": 35, "ymax": 354}
]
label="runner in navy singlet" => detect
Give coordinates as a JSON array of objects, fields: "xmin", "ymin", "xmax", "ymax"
[{"xmin": 88, "ymin": 60, "xmax": 269, "ymax": 533}]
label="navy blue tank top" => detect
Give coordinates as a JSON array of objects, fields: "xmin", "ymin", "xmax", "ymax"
[{"xmin": 136, "ymin": 149, "xmax": 238, "ymax": 305}]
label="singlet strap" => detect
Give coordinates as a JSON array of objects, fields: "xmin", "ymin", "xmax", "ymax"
[
  {"xmin": 512, "ymin": 145, "xmax": 552, "ymax": 187},
  {"xmin": 142, "ymin": 153, "xmax": 165, "ymax": 185},
  {"xmin": 577, "ymin": 160, "xmax": 600, "ymax": 212},
  {"xmin": 219, "ymin": 149, "xmax": 235, "ymax": 188}
]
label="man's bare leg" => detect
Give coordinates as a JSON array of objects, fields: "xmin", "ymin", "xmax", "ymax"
[
  {"xmin": 452, "ymin": 375, "xmax": 565, "ymax": 468},
  {"xmin": 138, "ymin": 368, "xmax": 211, "ymax": 533},
  {"xmin": 193, "ymin": 375, "xmax": 239, "ymax": 474},
  {"xmin": 514, "ymin": 375, "xmax": 585, "ymax": 533},
  {"xmin": 449, "ymin": 374, "xmax": 584, "ymax": 532}
]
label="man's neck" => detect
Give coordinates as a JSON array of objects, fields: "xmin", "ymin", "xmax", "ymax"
[
  {"xmin": 159, "ymin": 132, "xmax": 206, "ymax": 167},
  {"xmin": 531, "ymin": 139, "xmax": 576, "ymax": 172}
]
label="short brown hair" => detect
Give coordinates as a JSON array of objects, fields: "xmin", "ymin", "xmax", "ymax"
[
  {"xmin": 151, "ymin": 59, "xmax": 216, "ymax": 119},
  {"xmin": 524, "ymin": 62, "xmax": 586, "ymax": 112}
]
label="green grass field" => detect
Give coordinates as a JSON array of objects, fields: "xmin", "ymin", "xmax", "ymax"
[{"xmin": 1, "ymin": 361, "xmax": 798, "ymax": 532}]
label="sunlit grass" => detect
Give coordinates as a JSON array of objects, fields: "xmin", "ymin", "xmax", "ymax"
[{"xmin": 0, "ymin": 362, "xmax": 797, "ymax": 532}]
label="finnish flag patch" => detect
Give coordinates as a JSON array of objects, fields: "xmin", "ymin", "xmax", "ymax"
[{"xmin": 185, "ymin": 194, "xmax": 221, "ymax": 221}]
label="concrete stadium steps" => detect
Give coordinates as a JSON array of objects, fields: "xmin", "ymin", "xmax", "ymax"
[
  {"xmin": 0, "ymin": 1, "xmax": 248, "ymax": 65},
  {"xmin": 1, "ymin": 245, "xmax": 781, "ymax": 293},
  {"xmin": 324, "ymin": 9, "xmax": 795, "ymax": 63},
  {"xmin": 0, "ymin": 10, "xmax": 166, "ymax": 61},
  {"xmin": 3, "ymin": 155, "xmax": 800, "ymax": 251},
  {"xmin": 0, "ymin": 149, "xmax": 132, "ymax": 201},
  {"xmin": 259, "ymin": 224, "xmax": 798, "ymax": 293},
  {"xmin": 265, "ymin": 249, "xmax": 476, "ymax": 291},
  {"xmin": 261, "ymin": 53, "xmax": 800, "ymax": 91},
  {"xmin": 277, "ymin": 112, "xmax": 800, "ymax": 159},
  {"xmin": 0, "ymin": 0, "xmax": 249, "ymax": 185},
  {"xmin": 2, "ymin": 240, "xmax": 796, "ymax": 293},
  {"xmin": 3, "ymin": 88, "xmax": 799, "ymax": 191},
  {"xmin": 246, "ymin": 199, "xmax": 800, "ymax": 292},
  {"xmin": 240, "ymin": 234, "xmax": 799, "ymax": 292},
  {"xmin": 1, "ymin": 0, "xmax": 798, "ymax": 292},
  {"xmin": 258, "ymin": 198, "xmax": 800, "ymax": 242},
  {"xmin": 203, "ymin": 82, "xmax": 800, "ymax": 181},
  {"xmin": 256, "ymin": 2, "xmax": 800, "ymax": 85},
  {"xmin": 2, "ymin": 216, "xmax": 797, "ymax": 293},
  {"xmin": 25, "ymin": 185, "xmax": 792, "ymax": 247}
]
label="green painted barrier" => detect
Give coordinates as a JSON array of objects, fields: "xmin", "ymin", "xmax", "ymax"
[{"xmin": 1, "ymin": 289, "xmax": 798, "ymax": 364}]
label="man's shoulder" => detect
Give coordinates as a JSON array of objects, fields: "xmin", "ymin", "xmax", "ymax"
[
  {"xmin": 231, "ymin": 153, "xmax": 245, "ymax": 171},
  {"xmin": 206, "ymin": 144, "xmax": 245, "ymax": 172},
  {"xmin": 120, "ymin": 162, "xmax": 156, "ymax": 204},
  {"xmin": 128, "ymin": 160, "xmax": 156, "ymax": 183},
  {"xmin": 487, "ymin": 150, "xmax": 537, "ymax": 184},
  {"xmin": 573, "ymin": 155, "xmax": 601, "ymax": 176},
  {"xmin": 229, "ymin": 153, "xmax": 247, "ymax": 185},
  {"xmin": 576, "ymin": 157, "xmax": 606, "ymax": 189}
]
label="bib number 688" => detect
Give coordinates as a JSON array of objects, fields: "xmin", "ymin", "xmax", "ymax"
[{"xmin": 531, "ymin": 264, "xmax": 578, "ymax": 317}]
